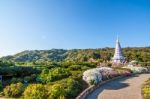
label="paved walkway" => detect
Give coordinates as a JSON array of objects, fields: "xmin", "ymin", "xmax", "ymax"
[{"xmin": 86, "ymin": 73, "xmax": 150, "ymax": 99}]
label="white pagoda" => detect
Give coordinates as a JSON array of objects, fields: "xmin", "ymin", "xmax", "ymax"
[{"xmin": 112, "ymin": 37, "xmax": 125, "ymax": 64}]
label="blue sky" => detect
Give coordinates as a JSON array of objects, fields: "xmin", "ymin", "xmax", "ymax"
[{"xmin": 0, "ymin": 0, "xmax": 149, "ymax": 56}]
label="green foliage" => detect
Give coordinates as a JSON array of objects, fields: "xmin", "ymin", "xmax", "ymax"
[
  {"xmin": 71, "ymin": 71, "xmax": 83, "ymax": 79},
  {"xmin": 0, "ymin": 60, "xmax": 14, "ymax": 67},
  {"xmin": 23, "ymin": 84, "xmax": 48, "ymax": 99},
  {"xmin": 0, "ymin": 47, "xmax": 149, "ymax": 98},
  {"xmin": 11, "ymin": 77, "xmax": 23, "ymax": 83},
  {"xmin": 0, "ymin": 81, "xmax": 3, "ymax": 91},
  {"xmin": 142, "ymin": 78, "xmax": 150, "ymax": 99},
  {"xmin": 3, "ymin": 82, "xmax": 25, "ymax": 97},
  {"xmin": 0, "ymin": 61, "xmax": 90, "ymax": 99},
  {"xmin": 113, "ymin": 67, "xmax": 133, "ymax": 73},
  {"xmin": 23, "ymin": 78, "xmax": 81, "ymax": 99},
  {"xmin": 24, "ymin": 76, "xmax": 32, "ymax": 83},
  {"xmin": 81, "ymin": 66, "xmax": 91, "ymax": 70},
  {"xmin": 75, "ymin": 62, "xmax": 97, "ymax": 68},
  {"xmin": 1, "ymin": 49, "xmax": 67, "ymax": 62},
  {"xmin": 1, "ymin": 47, "xmax": 149, "ymax": 64},
  {"xmin": 47, "ymin": 84, "xmax": 66, "ymax": 99},
  {"xmin": 69, "ymin": 65, "xmax": 81, "ymax": 70},
  {"xmin": 39, "ymin": 67, "xmax": 71, "ymax": 83},
  {"xmin": 46, "ymin": 78, "xmax": 81, "ymax": 99},
  {"xmin": 23, "ymin": 74, "xmax": 37, "ymax": 83},
  {"xmin": 0, "ymin": 66, "xmax": 40, "ymax": 77},
  {"xmin": 65, "ymin": 78, "xmax": 81, "ymax": 98},
  {"xmin": 143, "ymin": 86, "xmax": 150, "ymax": 99}
]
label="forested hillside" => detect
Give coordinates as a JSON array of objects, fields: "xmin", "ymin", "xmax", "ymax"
[
  {"xmin": 0, "ymin": 47, "xmax": 149, "ymax": 99},
  {"xmin": 1, "ymin": 47, "xmax": 150, "ymax": 63}
]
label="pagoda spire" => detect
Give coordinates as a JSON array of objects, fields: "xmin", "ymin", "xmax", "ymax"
[
  {"xmin": 112, "ymin": 37, "xmax": 125, "ymax": 64},
  {"xmin": 116, "ymin": 35, "xmax": 119, "ymax": 42}
]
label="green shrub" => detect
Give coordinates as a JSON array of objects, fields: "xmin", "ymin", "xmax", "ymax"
[
  {"xmin": 47, "ymin": 84, "xmax": 66, "ymax": 99},
  {"xmin": 65, "ymin": 78, "xmax": 81, "ymax": 98},
  {"xmin": 143, "ymin": 85, "xmax": 150, "ymax": 99},
  {"xmin": 3, "ymin": 82, "xmax": 25, "ymax": 97},
  {"xmin": 11, "ymin": 78, "xmax": 17, "ymax": 83},
  {"xmin": 24, "ymin": 74, "xmax": 37, "ymax": 83},
  {"xmin": 0, "ymin": 66, "xmax": 40, "ymax": 77},
  {"xmin": 24, "ymin": 76, "xmax": 32, "ymax": 83},
  {"xmin": 18, "ymin": 78, "xmax": 24, "ymax": 82},
  {"xmin": 69, "ymin": 65, "xmax": 81, "ymax": 70},
  {"xmin": 30, "ymin": 74, "xmax": 37, "ymax": 82},
  {"xmin": 47, "ymin": 78, "xmax": 82, "ymax": 99},
  {"xmin": 71, "ymin": 71, "xmax": 83, "ymax": 79},
  {"xmin": 0, "ymin": 81, "xmax": 3, "ymax": 91},
  {"xmin": 23, "ymin": 84, "xmax": 47, "ymax": 99},
  {"xmin": 39, "ymin": 67, "xmax": 71, "ymax": 83},
  {"xmin": 77, "ymin": 62, "xmax": 96, "ymax": 68},
  {"xmin": 81, "ymin": 66, "xmax": 91, "ymax": 70},
  {"xmin": 11, "ymin": 77, "xmax": 23, "ymax": 83},
  {"xmin": 142, "ymin": 78, "xmax": 150, "ymax": 99}
]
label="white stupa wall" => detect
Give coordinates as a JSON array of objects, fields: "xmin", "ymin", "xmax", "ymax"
[{"xmin": 112, "ymin": 37, "xmax": 125, "ymax": 64}]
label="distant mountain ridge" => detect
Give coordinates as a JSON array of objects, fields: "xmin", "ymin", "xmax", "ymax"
[
  {"xmin": 1, "ymin": 49, "xmax": 68, "ymax": 62},
  {"xmin": 0, "ymin": 47, "xmax": 150, "ymax": 62}
]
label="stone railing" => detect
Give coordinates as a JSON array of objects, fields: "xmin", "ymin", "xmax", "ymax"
[{"xmin": 76, "ymin": 76, "xmax": 123, "ymax": 99}]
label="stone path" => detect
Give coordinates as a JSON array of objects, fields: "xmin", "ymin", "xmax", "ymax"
[{"xmin": 85, "ymin": 73, "xmax": 150, "ymax": 99}]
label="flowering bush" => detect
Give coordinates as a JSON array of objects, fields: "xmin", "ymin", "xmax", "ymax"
[
  {"xmin": 83, "ymin": 69, "xmax": 102, "ymax": 85},
  {"xmin": 83, "ymin": 66, "xmax": 149, "ymax": 85},
  {"xmin": 83, "ymin": 67, "xmax": 120, "ymax": 85},
  {"xmin": 114, "ymin": 68, "xmax": 132, "ymax": 77},
  {"xmin": 123, "ymin": 66, "xmax": 148, "ymax": 74},
  {"xmin": 83, "ymin": 67, "xmax": 133, "ymax": 85},
  {"xmin": 118, "ymin": 70, "xmax": 132, "ymax": 77},
  {"xmin": 97, "ymin": 67, "xmax": 118, "ymax": 80}
]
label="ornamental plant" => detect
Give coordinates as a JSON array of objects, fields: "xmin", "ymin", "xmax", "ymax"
[
  {"xmin": 47, "ymin": 84, "xmax": 66, "ymax": 99},
  {"xmin": 120, "ymin": 70, "xmax": 131, "ymax": 77},
  {"xmin": 123, "ymin": 66, "xmax": 148, "ymax": 74},
  {"xmin": 83, "ymin": 67, "xmax": 132, "ymax": 85},
  {"xmin": 83, "ymin": 68, "xmax": 102, "ymax": 85},
  {"xmin": 23, "ymin": 84, "xmax": 48, "ymax": 99},
  {"xmin": 3, "ymin": 82, "xmax": 25, "ymax": 97},
  {"xmin": 114, "ymin": 68, "xmax": 132, "ymax": 77},
  {"xmin": 97, "ymin": 67, "xmax": 118, "ymax": 80}
]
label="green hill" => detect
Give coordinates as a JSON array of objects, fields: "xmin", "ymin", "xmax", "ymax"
[{"xmin": 1, "ymin": 47, "xmax": 150, "ymax": 63}]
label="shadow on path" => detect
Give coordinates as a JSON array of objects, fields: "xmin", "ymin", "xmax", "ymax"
[{"xmin": 85, "ymin": 74, "xmax": 141, "ymax": 99}]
